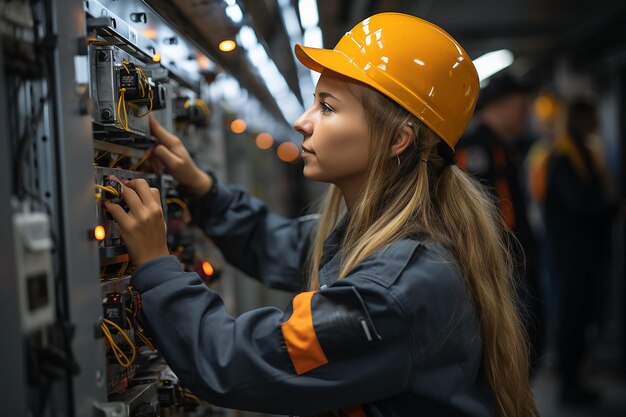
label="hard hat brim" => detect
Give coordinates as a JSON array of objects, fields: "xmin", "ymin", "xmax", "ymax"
[
  {"xmin": 295, "ymin": 44, "xmax": 387, "ymax": 99},
  {"xmin": 295, "ymin": 44, "xmax": 370, "ymax": 89},
  {"xmin": 295, "ymin": 43, "xmax": 457, "ymax": 150}
]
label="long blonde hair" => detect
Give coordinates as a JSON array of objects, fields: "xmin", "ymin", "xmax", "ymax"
[{"xmin": 307, "ymin": 81, "xmax": 538, "ymax": 417}]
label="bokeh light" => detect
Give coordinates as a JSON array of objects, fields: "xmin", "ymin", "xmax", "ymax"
[
  {"xmin": 277, "ymin": 142, "xmax": 300, "ymax": 163},
  {"xmin": 256, "ymin": 133, "xmax": 274, "ymax": 150}
]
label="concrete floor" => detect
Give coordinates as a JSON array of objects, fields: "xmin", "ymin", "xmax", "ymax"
[
  {"xmin": 533, "ymin": 367, "xmax": 626, "ymax": 417},
  {"xmin": 532, "ymin": 339, "xmax": 626, "ymax": 417}
]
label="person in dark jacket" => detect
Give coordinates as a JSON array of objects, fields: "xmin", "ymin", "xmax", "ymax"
[
  {"xmin": 106, "ymin": 13, "xmax": 538, "ymax": 417},
  {"xmin": 456, "ymin": 75, "xmax": 544, "ymax": 371},
  {"xmin": 544, "ymin": 98, "xmax": 617, "ymax": 404}
]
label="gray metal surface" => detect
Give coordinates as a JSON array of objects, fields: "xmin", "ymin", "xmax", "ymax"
[
  {"xmin": 51, "ymin": 0, "xmax": 108, "ymax": 414},
  {"xmin": 0, "ymin": 35, "xmax": 28, "ymax": 417}
]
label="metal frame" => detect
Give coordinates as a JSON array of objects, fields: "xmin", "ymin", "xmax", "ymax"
[
  {"xmin": 51, "ymin": 0, "xmax": 108, "ymax": 414},
  {"xmin": 0, "ymin": 35, "xmax": 29, "ymax": 417}
]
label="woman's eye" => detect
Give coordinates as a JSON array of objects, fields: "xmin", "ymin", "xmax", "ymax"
[{"xmin": 320, "ymin": 101, "xmax": 333, "ymax": 114}]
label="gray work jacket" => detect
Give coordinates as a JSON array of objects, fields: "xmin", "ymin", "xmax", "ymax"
[{"xmin": 132, "ymin": 184, "xmax": 496, "ymax": 416}]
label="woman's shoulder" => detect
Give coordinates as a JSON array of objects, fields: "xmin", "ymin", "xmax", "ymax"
[{"xmin": 350, "ymin": 237, "xmax": 464, "ymax": 292}]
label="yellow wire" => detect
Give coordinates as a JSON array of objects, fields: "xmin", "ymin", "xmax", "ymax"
[
  {"xmin": 118, "ymin": 261, "xmax": 129, "ymax": 276},
  {"xmin": 136, "ymin": 66, "xmax": 153, "ymax": 118},
  {"xmin": 125, "ymin": 307, "xmax": 156, "ymax": 351},
  {"xmin": 129, "ymin": 153, "xmax": 149, "ymax": 171},
  {"xmin": 104, "ymin": 319, "xmax": 136, "ymax": 365},
  {"xmin": 95, "ymin": 184, "xmax": 120, "ymax": 196},
  {"xmin": 178, "ymin": 387, "xmax": 202, "ymax": 404},
  {"xmin": 95, "ymin": 151, "xmax": 109, "ymax": 162},
  {"xmin": 137, "ymin": 330, "xmax": 156, "ymax": 351},
  {"xmin": 166, "ymin": 197, "xmax": 191, "ymax": 223},
  {"xmin": 122, "ymin": 91, "xmax": 129, "ymax": 130},
  {"xmin": 108, "ymin": 152, "xmax": 125, "ymax": 168},
  {"xmin": 116, "ymin": 88, "xmax": 130, "ymax": 132},
  {"xmin": 194, "ymin": 99, "xmax": 210, "ymax": 116},
  {"xmin": 101, "ymin": 319, "xmax": 136, "ymax": 368},
  {"xmin": 121, "ymin": 61, "xmax": 130, "ymax": 74},
  {"xmin": 137, "ymin": 88, "xmax": 153, "ymax": 118}
]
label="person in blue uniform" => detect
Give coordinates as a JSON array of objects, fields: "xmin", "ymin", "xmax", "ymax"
[{"xmin": 106, "ymin": 13, "xmax": 538, "ymax": 417}]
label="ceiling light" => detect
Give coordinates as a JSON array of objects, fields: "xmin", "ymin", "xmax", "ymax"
[
  {"xmin": 238, "ymin": 25, "xmax": 258, "ymax": 50},
  {"xmin": 303, "ymin": 27, "xmax": 323, "ymax": 48},
  {"xmin": 298, "ymin": 0, "xmax": 319, "ymax": 29},
  {"xmin": 219, "ymin": 39, "xmax": 237, "ymax": 52},
  {"xmin": 226, "ymin": 4, "xmax": 243, "ymax": 23},
  {"xmin": 473, "ymin": 49, "xmax": 514, "ymax": 82}
]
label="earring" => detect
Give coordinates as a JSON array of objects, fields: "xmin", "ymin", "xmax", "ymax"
[{"xmin": 396, "ymin": 155, "xmax": 401, "ymax": 168}]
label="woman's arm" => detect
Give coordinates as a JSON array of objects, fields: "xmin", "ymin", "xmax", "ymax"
[
  {"xmin": 189, "ymin": 182, "xmax": 317, "ymax": 291},
  {"xmin": 132, "ymin": 255, "xmax": 411, "ymax": 416}
]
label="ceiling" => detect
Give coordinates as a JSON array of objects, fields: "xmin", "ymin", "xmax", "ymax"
[{"xmin": 144, "ymin": 0, "xmax": 626, "ymax": 131}]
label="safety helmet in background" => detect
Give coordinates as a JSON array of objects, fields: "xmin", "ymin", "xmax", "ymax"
[{"xmin": 295, "ymin": 12, "xmax": 479, "ymax": 151}]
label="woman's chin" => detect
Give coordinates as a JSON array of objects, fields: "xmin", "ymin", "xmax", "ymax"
[{"xmin": 302, "ymin": 166, "xmax": 324, "ymax": 182}]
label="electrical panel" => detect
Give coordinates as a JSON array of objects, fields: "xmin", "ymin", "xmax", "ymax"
[{"xmin": 1, "ymin": 0, "xmax": 225, "ymax": 416}]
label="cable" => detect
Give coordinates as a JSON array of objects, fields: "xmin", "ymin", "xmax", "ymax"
[
  {"xmin": 178, "ymin": 387, "xmax": 202, "ymax": 404},
  {"xmin": 166, "ymin": 197, "xmax": 191, "ymax": 223},
  {"xmin": 136, "ymin": 328, "xmax": 156, "ymax": 351},
  {"xmin": 108, "ymin": 152, "xmax": 126, "ymax": 168},
  {"xmin": 101, "ymin": 319, "xmax": 136, "ymax": 368},
  {"xmin": 194, "ymin": 99, "xmax": 210, "ymax": 116},
  {"xmin": 94, "ymin": 150, "xmax": 109, "ymax": 163},
  {"xmin": 14, "ymin": 96, "xmax": 47, "ymax": 199},
  {"xmin": 94, "ymin": 184, "xmax": 120, "ymax": 196},
  {"xmin": 124, "ymin": 307, "xmax": 156, "ymax": 351},
  {"xmin": 136, "ymin": 66, "xmax": 153, "ymax": 118},
  {"xmin": 128, "ymin": 151, "xmax": 149, "ymax": 171},
  {"xmin": 117, "ymin": 261, "xmax": 129, "ymax": 277},
  {"xmin": 116, "ymin": 87, "xmax": 130, "ymax": 132}
]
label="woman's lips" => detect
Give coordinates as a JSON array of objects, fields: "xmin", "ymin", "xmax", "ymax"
[{"xmin": 301, "ymin": 145, "xmax": 315, "ymax": 155}]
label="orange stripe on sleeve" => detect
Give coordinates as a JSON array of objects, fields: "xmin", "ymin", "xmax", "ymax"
[{"xmin": 281, "ymin": 291, "xmax": 328, "ymax": 375}]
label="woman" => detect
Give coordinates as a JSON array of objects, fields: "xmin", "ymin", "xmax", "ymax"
[{"xmin": 106, "ymin": 13, "xmax": 538, "ymax": 417}]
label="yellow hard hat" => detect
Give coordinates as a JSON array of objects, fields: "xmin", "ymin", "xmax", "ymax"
[{"xmin": 295, "ymin": 12, "xmax": 479, "ymax": 150}]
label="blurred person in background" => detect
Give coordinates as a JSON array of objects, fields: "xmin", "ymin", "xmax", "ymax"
[
  {"xmin": 525, "ymin": 92, "xmax": 564, "ymax": 360},
  {"xmin": 544, "ymin": 98, "xmax": 618, "ymax": 404},
  {"xmin": 456, "ymin": 75, "xmax": 544, "ymax": 372}
]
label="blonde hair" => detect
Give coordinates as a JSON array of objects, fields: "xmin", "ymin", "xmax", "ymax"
[{"xmin": 307, "ymin": 81, "xmax": 538, "ymax": 417}]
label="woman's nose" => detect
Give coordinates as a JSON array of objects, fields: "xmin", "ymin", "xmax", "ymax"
[{"xmin": 293, "ymin": 106, "xmax": 314, "ymax": 137}]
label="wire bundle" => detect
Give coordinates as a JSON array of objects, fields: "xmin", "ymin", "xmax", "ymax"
[
  {"xmin": 166, "ymin": 197, "xmax": 192, "ymax": 223},
  {"xmin": 124, "ymin": 306, "xmax": 156, "ymax": 351},
  {"xmin": 100, "ymin": 318, "xmax": 136, "ymax": 368},
  {"xmin": 94, "ymin": 184, "xmax": 120, "ymax": 197},
  {"xmin": 116, "ymin": 61, "xmax": 154, "ymax": 132}
]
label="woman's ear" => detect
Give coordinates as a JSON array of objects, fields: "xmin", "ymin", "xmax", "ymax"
[{"xmin": 390, "ymin": 124, "xmax": 415, "ymax": 157}]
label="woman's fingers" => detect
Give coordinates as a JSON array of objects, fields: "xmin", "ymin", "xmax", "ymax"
[
  {"xmin": 126, "ymin": 179, "xmax": 158, "ymax": 208},
  {"xmin": 105, "ymin": 201, "xmax": 132, "ymax": 230},
  {"xmin": 119, "ymin": 182, "xmax": 145, "ymax": 214},
  {"xmin": 150, "ymin": 187, "xmax": 161, "ymax": 205},
  {"xmin": 149, "ymin": 115, "xmax": 181, "ymax": 148},
  {"xmin": 153, "ymin": 143, "xmax": 184, "ymax": 168}
]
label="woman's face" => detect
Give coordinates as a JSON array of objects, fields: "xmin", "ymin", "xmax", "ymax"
[{"xmin": 293, "ymin": 71, "xmax": 370, "ymax": 186}]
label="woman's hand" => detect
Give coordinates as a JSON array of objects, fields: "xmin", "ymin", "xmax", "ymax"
[
  {"xmin": 149, "ymin": 116, "xmax": 212, "ymax": 197},
  {"xmin": 105, "ymin": 179, "xmax": 170, "ymax": 267}
]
